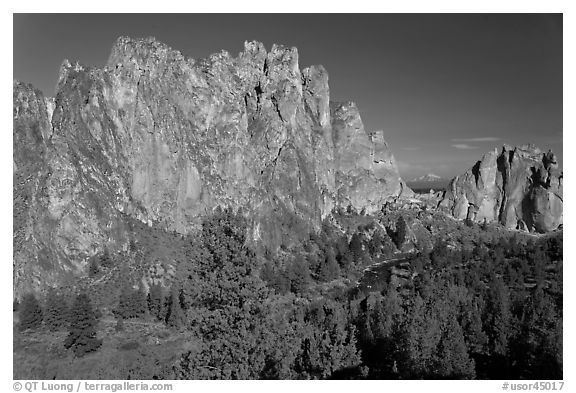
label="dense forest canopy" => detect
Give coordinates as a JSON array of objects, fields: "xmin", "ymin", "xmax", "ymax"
[{"xmin": 14, "ymin": 208, "xmax": 562, "ymax": 379}]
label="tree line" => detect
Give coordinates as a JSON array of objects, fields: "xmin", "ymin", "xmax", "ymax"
[{"xmin": 15, "ymin": 208, "xmax": 562, "ymax": 379}]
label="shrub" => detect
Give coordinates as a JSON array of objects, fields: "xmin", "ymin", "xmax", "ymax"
[{"xmin": 18, "ymin": 293, "xmax": 43, "ymax": 332}]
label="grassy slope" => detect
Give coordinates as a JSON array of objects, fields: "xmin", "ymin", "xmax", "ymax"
[{"xmin": 13, "ymin": 312, "xmax": 199, "ymax": 380}]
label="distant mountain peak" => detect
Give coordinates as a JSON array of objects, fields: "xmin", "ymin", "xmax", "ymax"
[{"xmin": 411, "ymin": 173, "xmax": 442, "ymax": 182}]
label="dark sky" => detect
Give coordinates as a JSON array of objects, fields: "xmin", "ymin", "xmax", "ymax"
[{"xmin": 13, "ymin": 14, "xmax": 563, "ymax": 179}]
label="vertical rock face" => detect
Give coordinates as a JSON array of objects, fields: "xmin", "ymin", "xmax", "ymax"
[
  {"xmin": 331, "ymin": 102, "xmax": 412, "ymax": 213},
  {"xmin": 13, "ymin": 82, "xmax": 52, "ymax": 292},
  {"xmin": 440, "ymin": 144, "xmax": 562, "ymax": 232},
  {"xmin": 13, "ymin": 36, "xmax": 410, "ymax": 293}
]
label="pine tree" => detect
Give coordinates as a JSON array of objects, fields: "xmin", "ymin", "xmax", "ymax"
[
  {"xmin": 337, "ymin": 249, "xmax": 354, "ymax": 270},
  {"xmin": 99, "ymin": 248, "xmax": 114, "ymax": 269},
  {"xmin": 18, "ymin": 293, "xmax": 43, "ymax": 332},
  {"xmin": 116, "ymin": 284, "xmax": 133, "ymax": 319},
  {"xmin": 484, "ymin": 274, "xmax": 512, "ymax": 356},
  {"xmin": 64, "ymin": 293, "xmax": 102, "ymax": 357},
  {"xmin": 295, "ymin": 300, "xmax": 362, "ymax": 379},
  {"xmin": 368, "ymin": 231, "xmax": 384, "ymax": 256},
  {"xmin": 273, "ymin": 267, "xmax": 291, "ymax": 295},
  {"xmin": 394, "ymin": 216, "xmax": 408, "ymax": 248},
  {"xmin": 115, "ymin": 316, "xmax": 124, "ymax": 332},
  {"xmin": 44, "ymin": 288, "xmax": 68, "ymax": 331},
  {"xmin": 131, "ymin": 286, "xmax": 147, "ymax": 317},
  {"xmin": 318, "ymin": 247, "xmax": 340, "ymax": 282},
  {"xmin": 165, "ymin": 287, "xmax": 185, "ymax": 329},
  {"xmin": 129, "ymin": 239, "xmax": 138, "ymax": 253},
  {"xmin": 435, "ymin": 316, "xmax": 476, "ymax": 379},
  {"xmin": 88, "ymin": 258, "xmax": 100, "ymax": 277},
  {"xmin": 431, "ymin": 239, "xmax": 449, "ymax": 269},
  {"xmin": 147, "ymin": 283, "xmax": 164, "ymax": 320},
  {"xmin": 289, "ymin": 256, "xmax": 311, "ymax": 294},
  {"xmin": 349, "ymin": 233, "xmax": 364, "ymax": 262},
  {"xmin": 116, "ymin": 284, "xmax": 147, "ymax": 319},
  {"xmin": 198, "ymin": 207, "xmax": 267, "ymax": 308},
  {"xmin": 260, "ymin": 261, "xmax": 276, "ymax": 287}
]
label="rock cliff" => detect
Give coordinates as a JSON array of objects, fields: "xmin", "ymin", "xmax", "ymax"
[
  {"xmin": 440, "ymin": 144, "xmax": 562, "ymax": 232},
  {"xmin": 13, "ymin": 37, "xmax": 410, "ymax": 293}
]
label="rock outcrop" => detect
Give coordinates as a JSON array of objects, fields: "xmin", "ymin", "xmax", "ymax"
[
  {"xmin": 440, "ymin": 144, "xmax": 562, "ymax": 232},
  {"xmin": 331, "ymin": 102, "xmax": 413, "ymax": 213},
  {"xmin": 13, "ymin": 37, "xmax": 410, "ymax": 293}
]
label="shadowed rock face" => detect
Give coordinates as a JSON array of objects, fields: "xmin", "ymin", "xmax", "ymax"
[
  {"xmin": 331, "ymin": 102, "xmax": 413, "ymax": 213},
  {"xmin": 13, "ymin": 37, "xmax": 410, "ymax": 293},
  {"xmin": 14, "ymin": 81, "xmax": 53, "ymax": 293},
  {"xmin": 440, "ymin": 144, "xmax": 563, "ymax": 232}
]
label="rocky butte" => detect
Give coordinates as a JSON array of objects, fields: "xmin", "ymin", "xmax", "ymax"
[
  {"xmin": 440, "ymin": 144, "xmax": 563, "ymax": 232},
  {"xmin": 13, "ymin": 36, "xmax": 413, "ymax": 293}
]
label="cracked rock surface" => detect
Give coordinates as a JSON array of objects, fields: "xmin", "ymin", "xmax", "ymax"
[
  {"xmin": 440, "ymin": 144, "xmax": 562, "ymax": 232},
  {"xmin": 13, "ymin": 37, "xmax": 410, "ymax": 293}
]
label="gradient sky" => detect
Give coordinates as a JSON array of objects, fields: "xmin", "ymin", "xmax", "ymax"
[{"xmin": 13, "ymin": 14, "xmax": 563, "ymax": 179}]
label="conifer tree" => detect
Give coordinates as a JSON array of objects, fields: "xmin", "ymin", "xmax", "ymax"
[
  {"xmin": 368, "ymin": 231, "xmax": 384, "ymax": 256},
  {"xmin": 147, "ymin": 283, "xmax": 164, "ymax": 320},
  {"xmin": 116, "ymin": 284, "xmax": 147, "ymax": 319},
  {"xmin": 435, "ymin": 316, "xmax": 476, "ymax": 379},
  {"xmin": 88, "ymin": 258, "xmax": 100, "ymax": 277},
  {"xmin": 271, "ymin": 267, "xmax": 291, "ymax": 295},
  {"xmin": 44, "ymin": 288, "xmax": 68, "ymax": 331},
  {"xmin": 484, "ymin": 274, "xmax": 512, "ymax": 356},
  {"xmin": 115, "ymin": 316, "xmax": 124, "ymax": 332},
  {"xmin": 395, "ymin": 216, "xmax": 408, "ymax": 248},
  {"xmin": 131, "ymin": 286, "xmax": 147, "ymax": 317},
  {"xmin": 318, "ymin": 247, "xmax": 340, "ymax": 282},
  {"xmin": 165, "ymin": 287, "xmax": 185, "ymax": 329},
  {"xmin": 64, "ymin": 293, "xmax": 102, "ymax": 356},
  {"xmin": 99, "ymin": 248, "xmax": 114, "ymax": 269},
  {"xmin": 289, "ymin": 256, "xmax": 311, "ymax": 294},
  {"xmin": 337, "ymin": 248, "xmax": 354, "ymax": 270},
  {"xmin": 18, "ymin": 293, "xmax": 43, "ymax": 332},
  {"xmin": 260, "ymin": 261, "xmax": 276, "ymax": 287},
  {"xmin": 116, "ymin": 284, "xmax": 133, "ymax": 319},
  {"xmin": 349, "ymin": 233, "xmax": 364, "ymax": 262}
]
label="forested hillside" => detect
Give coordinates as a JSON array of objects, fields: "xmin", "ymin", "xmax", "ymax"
[{"xmin": 14, "ymin": 208, "xmax": 562, "ymax": 379}]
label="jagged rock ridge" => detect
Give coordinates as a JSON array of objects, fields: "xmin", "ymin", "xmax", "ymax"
[
  {"xmin": 440, "ymin": 144, "xmax": 562, "ymax": 232},
  {"xmin": 13, "ymin": 36, "xmax": 411, "ymax": 293}
]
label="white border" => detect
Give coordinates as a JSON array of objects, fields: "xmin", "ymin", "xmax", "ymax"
[{"xmin": 3, "ymin": 3, "xmax": 573, "ymax": 391}]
